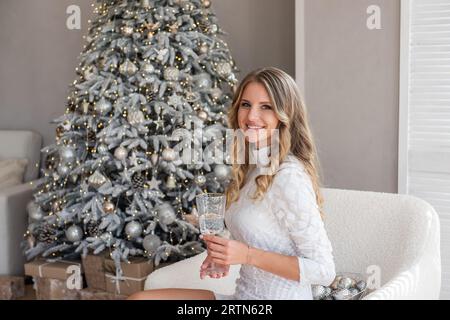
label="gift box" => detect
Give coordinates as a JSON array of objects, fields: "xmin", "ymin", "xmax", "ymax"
[
  {"xmin": 24, "ymin": 259, "xmax": 83, "ymax": 281},
  {"xmin": 77, "ymin": 288, "xmax": 127, "ymax": 300},
  {"xmin": 81, "ymin": 252, "xmax": 109, "ymax": 291},
  {"xmin": 104, "ymin": 257, "xmax": 155, "ymax": 296},
  {"xmin": 34, "ymin": 277, "xmax": 79, "ymax": 300},
  {"xmin": 0, "ymin": 276, "xmax": 25, "ymax": 300}
]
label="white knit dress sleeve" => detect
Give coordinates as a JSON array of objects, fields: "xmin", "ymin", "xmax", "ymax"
[{"xmin": 269, "ymin": 164, "xmax": 336, "ymax": 287}]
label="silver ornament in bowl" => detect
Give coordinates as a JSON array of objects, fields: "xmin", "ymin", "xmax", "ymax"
[
  {"xmin": 66, "ymin": 225, "xmax": 83, "ymax": 242},
  {"xmin": 114, "ymin": 146, "xmax": 128, "ymax": 160},
  {"xmin": 157, "ymin": 203, "xmax": 176, "ymax": 225},
  {"xmin": 312, "ymin": 285, "xmax": 326, "ymax": 300},
  {"xmin": 164, "ymin": 66, "xmax": 180, "ymax": 81},
  {"xmin": 332, "ymin": 288, "xmax": 351, "ymax": 300},
  {"xmin": 125, "ymin": 221, "xmax": 143, "ymax": 239},
  {"xmin": 142, "ymin": 234, "xmax": 162, "ymax": 254},
  {"xmin": 338, "ymin": 277, "xmax": 355, "ymax": 289}
]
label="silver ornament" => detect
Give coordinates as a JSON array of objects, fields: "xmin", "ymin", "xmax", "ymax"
[
  {"xmin": 197, "ymin": 110, "xmax": 208, "ymax": 121},
  {"xmin": 196, "ymin": 73, "xmax": 212, "ymax": 89},
  {"xmin": 66, "ymin": 225, "xmax": 83, "ymax": 242},
  {"xmin": 210, "ymin": 87, "xmax": 222, "ymax": 100},
  {"xmin": 114, "ymin": 146, "xmax": 128, "ymax": 160},
  {"xmin": 119, "ymin": 60, "xmax": 138, "ymax": 76},
  {"xmin": 97, "ymin": 144, "xmax": 109, "ymax": 154},
  {"xmin": 209, "ymin": 24, "xmax": 218, "ymax": 33},
  {"xmin": 338, "ymin": 277, "xmax": 355, "ymax": 289},
  {"xmin": 60, "ymin": 147, "xmax": 76, "ymax": 164},
  {"xmin": 217, "ymin": 62, "xmax": 232, "ymax": 77},
  {"xmin": 141, "ymin": 0, "xmax": 151, "ymax": 7},
  {"xmin": 100, "ymin": 232, "xmax": 113, "ymax": 246},
  {"xmin": 125, "ymin": 221, "xmax": 143, "ymax": 239},
  {"xmin": 214, "ymin": 164, "xmax": 229, "ymax": 180},
  {"xmin": 88, "ymin": 170, "xmax": 107, "ymax": 189},
  {"xmin": 122, "ymin": 26, "xmax": 133, "ymax": 36},
  {"xmin": 332, "ymin": 288, "xmax": 351, "ymax": 300},
  {"xmin": 127, "ymin": 109, "xmax": 145, "ymax": 126},
  {"xmin": 166, "ymin": 175, "xmax": 176, "ymax": 189},
  {"xmin": 142, "ymin": 234, "xmax": 161, "ymax": 254},
  {"xmin": 348, "ymin": 288, "xmax": 359, "ymax": 297},
  {"xmin": 27, "ymin": 201, "xmax": 43, "ymax": 222},
  {"xmin": 356, "ymin": 280, "xmax": 367, "ymax": 291},
  {"xmin": 195, "ymin": 174, "xmax": 206, "ymax": 186},
  {"xmin": 312, "ymin": 285, "xmax": 326, "ymax": 300},
  {"xmin": 142, "ymin": 62, "xmax": 155, "ymax": 74},
  {"xmin": 330, "ymin": 276, "xmax": 342, "ymax": 290},
  {"xmin": 150, "ymin": 154, "xmax": 159, "ymax": 165},
  {"xmin": 57, "ymin": 164, "xmax": 70, "ymax": 177},
  {"xmin": 162, "ymin": 148, "xmax": 176, "ymax": 161},
  {"xmin": 199, "ymin": 44, "xmax": 209, "ymax": 54},
  {"xmin": 157, "ymin": 203, "xmax": 176, "ymax": 225},
  {"xmin": 96, "ymin": 98, "xmax": 112, "ymax": 114},
  {"xmin": 164, "ymin": 67, "xmax": 180, "ymax": 81}
]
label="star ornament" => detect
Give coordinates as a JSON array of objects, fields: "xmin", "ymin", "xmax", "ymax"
[
  {"xmin": 168, "ymin": 94, "xmax": 183, "ymax": 107},
  {"xmin": 147, "ymin": 176, "xmax": 161, "ymax": 190}
]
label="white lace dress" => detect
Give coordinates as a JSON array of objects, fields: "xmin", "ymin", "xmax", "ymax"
[{"xmin": 213, "ymin": 150, "xmax": 336, "ymax": 300}]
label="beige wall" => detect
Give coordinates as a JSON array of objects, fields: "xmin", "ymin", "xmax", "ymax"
[
  {"xmin": 0, "ymin": 0, "xmax": 295, "ymax": 148},
  {"xmin": 304, "ymin": 0, "xmax": 400, "ymax": 193}
]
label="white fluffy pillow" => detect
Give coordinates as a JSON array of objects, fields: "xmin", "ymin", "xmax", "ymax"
[{"xmin": 0, "ymin": 159, "xmax": 28, "ymax": 190}]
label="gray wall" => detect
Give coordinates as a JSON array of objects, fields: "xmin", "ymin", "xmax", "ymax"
[
  {"xmin": 0, "ymin": 0, "xmax": 400, "ymax": 194},
  {"xmin": 304, "ymin": 0, "xmax": 400, "ymax": 193},
  {"xmin": 0, "ymin": 0, "xmax": 295, "ymax": 148}
]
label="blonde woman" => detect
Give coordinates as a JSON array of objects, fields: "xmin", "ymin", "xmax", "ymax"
[{"xmin": 128, "ymin": 67, "xmax": 336, "ymax": 300}]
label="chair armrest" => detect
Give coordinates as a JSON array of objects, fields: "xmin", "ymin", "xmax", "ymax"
[
  {"xmin": 0, "ymin": 181, "xmax": 36, "ymax": 275},
  {"xmin": 363, "ymin": 206, "xmax": 441, "ymax": 300}
]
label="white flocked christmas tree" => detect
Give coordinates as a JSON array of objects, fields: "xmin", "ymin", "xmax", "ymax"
[{"xmin": 24, "ymin": 0, "xmax": 238, "ymax": 268}]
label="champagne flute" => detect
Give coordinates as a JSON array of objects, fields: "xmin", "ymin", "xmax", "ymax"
[{"xmin": 195, "ymin": 193, "xmax": 228, "ymax": 275}]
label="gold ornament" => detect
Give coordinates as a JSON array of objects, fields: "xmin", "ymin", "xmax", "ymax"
[
  {"xmin": 103, "ymin": 201, "xmax": 115, "ymax": 214},
  {"xmin": 203, "ymin": 0, "xmax": 211, "ymax": 8}
]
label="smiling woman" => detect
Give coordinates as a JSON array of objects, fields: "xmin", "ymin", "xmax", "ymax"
[{"xmin": 128, "ymin": 67, "xmax": 335, "ymax": 300}]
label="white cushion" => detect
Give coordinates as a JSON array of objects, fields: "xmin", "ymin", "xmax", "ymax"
[{"xmin": 0, "ymin": 159, "xmax": 28, "ymax": 190}]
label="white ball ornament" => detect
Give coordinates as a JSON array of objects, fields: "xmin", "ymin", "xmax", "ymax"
[
  {"xmin": 164, "ymin": 67, "xmax": 180, "ymax": 81},
  {"xmin": 114, "ymin": 146, "xmax": 128, "ymax": 160},
  {"xmin": 66, "ymin": 225, "xmax": 83, "ymax": 242},
  {"xmin": 125, "ymin": 221, "xmax": 143, "ymax": 239},
  {"xmin": 142, "ymin": 234, "xmax": 162, "ymax": 254}
]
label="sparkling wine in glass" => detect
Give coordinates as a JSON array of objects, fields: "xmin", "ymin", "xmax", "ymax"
[{"xmin": 196, "ymin": 193, "xmax": 228, "ymax": 276}]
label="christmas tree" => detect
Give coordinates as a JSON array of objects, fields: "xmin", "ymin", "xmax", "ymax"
[{"xmin": 24, "ymin": 0, "xmax": 238, "ymax": 267}]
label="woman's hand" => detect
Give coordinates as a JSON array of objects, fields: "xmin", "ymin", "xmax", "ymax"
[
  {"xmin": 199, "ymin": 254, "xmax": 230, "ymax": 279},
  {"xmin": 201, "ymin": 234, "xmax": 250, "ymax": 266}
]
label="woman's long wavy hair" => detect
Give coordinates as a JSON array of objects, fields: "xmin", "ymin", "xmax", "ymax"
[{"xmin": 225, "ymin": 67, "xmax": 325, "ymax": 218}]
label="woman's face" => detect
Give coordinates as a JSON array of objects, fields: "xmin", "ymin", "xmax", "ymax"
[{"xmin": 237, "ymin": 82, "xmax": 280, "ymax": 148}]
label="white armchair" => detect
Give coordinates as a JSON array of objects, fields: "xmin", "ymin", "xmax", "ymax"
[
  {"xmin": 144, "ymin": 188, "xmax": 441, "ymax": 300},
  {"xmin": 0, "ymin": 130, "xmax": 42, "ymax": 276}
]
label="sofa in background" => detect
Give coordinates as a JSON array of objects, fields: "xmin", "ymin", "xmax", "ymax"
[{"xmin": 0, "ymin": 130, "xmax": 42, "ymax": 276}]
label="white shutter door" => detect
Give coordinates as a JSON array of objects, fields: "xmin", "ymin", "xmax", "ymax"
[{"xmin": 408, "ymin": 0, "xmax": 450, "ymax": 300}]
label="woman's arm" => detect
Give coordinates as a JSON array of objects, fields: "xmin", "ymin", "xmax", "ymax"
[
  {"xmin": 248, "ymin": 246, "xmax": 300, "ymax": 282},
  {"xmin": 201, "ymin": 235, "xmax": 300, "ymax": 282}
]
